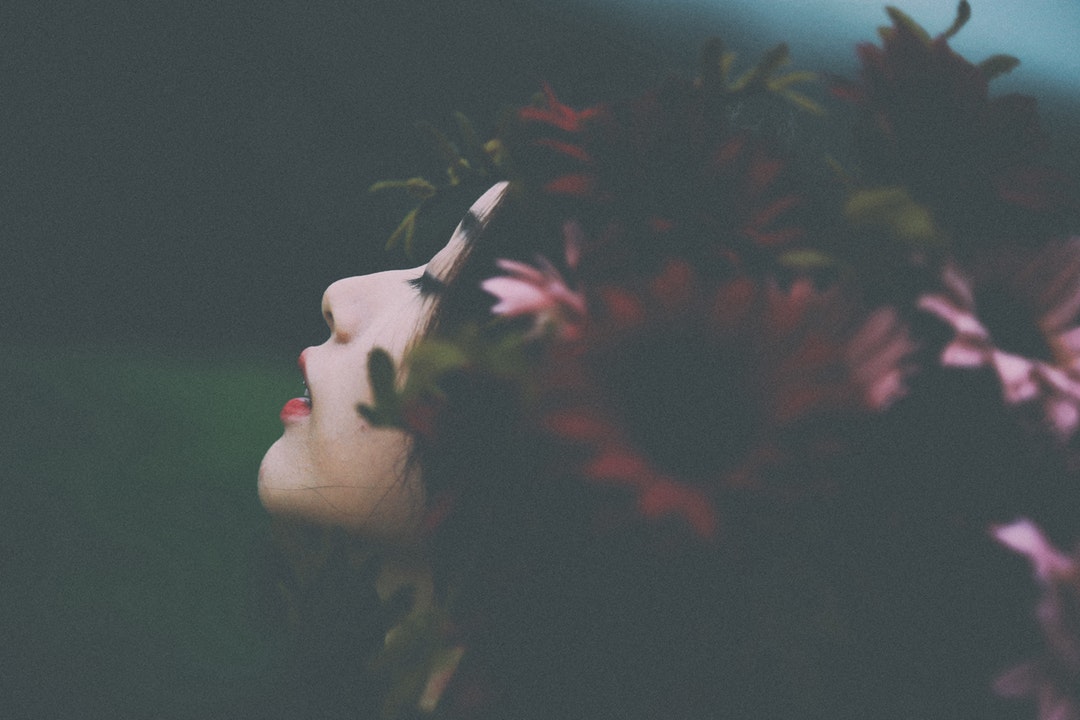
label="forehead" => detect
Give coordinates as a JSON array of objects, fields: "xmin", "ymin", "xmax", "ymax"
[{"xmin": 426, "ymin": 181, "xmax": 508, "ymax": 278}]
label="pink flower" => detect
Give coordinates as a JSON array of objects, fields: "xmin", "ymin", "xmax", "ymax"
[
  {"xmin": 481, "ymin": 221, "xmax": 586, "ymax": 340},
  {"xmin": 992, "ymin": 519, "xmax": 1080, "ymax": 720},
  {"xmin": 994, "ymin": 518, "xmax": 1074, "ymax": 582},
  {"xmin": 845, "ymin": 305, "xmax": 919, "ymax": 412},
  {"xmin": 918, "ymin": 239, "xmax": 1080, "ymax": 439}
]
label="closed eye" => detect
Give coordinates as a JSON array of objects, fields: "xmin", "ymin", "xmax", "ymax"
[{"xmin": 407, "ymin": 271, "xmax": 447, "ymax": 296}]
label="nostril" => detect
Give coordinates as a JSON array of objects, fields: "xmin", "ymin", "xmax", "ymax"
[
  {"xmin": 321, "ymin": 289, "xmax": 336, "ymax": 334},
  {"xmin": 321, "ymin": 276, "xmax": 367, "ymax": 342},
  {"xmin": 325, "ymin": 309, "xmax": 350, "ymax": 342}
]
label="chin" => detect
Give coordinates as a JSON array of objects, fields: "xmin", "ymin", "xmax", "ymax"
[
  {"xmin": 258, "ymin": 433, "xmax": 426, "ymax": 543},
  {"xmin": 257, "ymin": 434, "xmax": 306, "ymax": 518}
]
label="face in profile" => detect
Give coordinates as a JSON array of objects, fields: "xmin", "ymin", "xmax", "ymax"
[{"xmin": 259, "ymin": 182, "xmax": 507, "ymax": 540}]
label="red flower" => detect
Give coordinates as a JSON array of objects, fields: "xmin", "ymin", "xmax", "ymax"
[
  {"xmin": 833, "ymin": 7, "xmax": 1073, "ymax": 249},
  {"xmin": 584, "ymin": 80, "xmax": 807, "ymax": 280},
  {"xmin": 504, "ymin": 80, "xmax": 808, "ymax": 282},
  {"xmin": 509, "ymin": 83, "xmax": 609, "ymax": 200},
  {"xmin": 518, "ymin": 82, "xmax": 605, "ymax": 135},
  {"xmin": 540, "ymin": 260, "xmax": 914, "ymax": 540}
]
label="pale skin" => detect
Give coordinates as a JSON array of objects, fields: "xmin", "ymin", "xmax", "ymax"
[{"xmin": 259, "ymin": 182, "xmax": 508, "ymax": 541}]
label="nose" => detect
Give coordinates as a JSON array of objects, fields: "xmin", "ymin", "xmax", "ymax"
[{"xmin": 321, "ymin": 275, "xmax": 371, "ymax": 342}]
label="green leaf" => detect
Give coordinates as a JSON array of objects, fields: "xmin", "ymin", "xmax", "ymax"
[
  {"xmin": 720, "ymin": 51, "xmax": 737, "ymax": 85},
  {"xmin": 780, "ymin": 89, "xmax": 825, "ymax": 116},
  {"xmin": 824, "ymin": 155, "xmax": 855, "ymax": 186},
  {"xmin": 401, "ymin": 340, "xmax": 470, "ymax": 399},
  {"xmin": 779, "ymin": 249, "xmax": 835, "ymax": 270},
  {"xmin": 484, "ymin": 332, "xmax": 529, "ymax": 378},
  {"xmin": 768, "ymin": 70, "xmax": 817, "ymax": 91},
  {"xmin": 885, "ymin": 6, "xmax": 932, "ymax": 44},
  {"xmin": 731, "ymin": 43, "xmax": 790, "ymax": 93},
  {"xmin": 417, "ymin": 646, "xmax": 465, "ymax": 712},
  {"xmin": 453, "ymin": 112, "xmax": 488, "ymax": 173},
  {"xmin": 384, "ymin": 206, "xmax": 419, "ymax": 254},
  {"xmin": 361, "ymin": 348, "xmax": 401, "ymax": 426},
  {"xmin": 979, "ymin": 54, "xmax": 1021, "ymax": 80},
  {"xmin": 368, "ymin": 177, "xmax": 437, "ymax": 200},
  {"xmin": 369, "ymin": 179, "xmax": 409, "ymax": 193},
  {"xmin": 845, "ymin": 187, "xmax": 942, "ymax": 248},
  {"xmin": 941, "ymin": 0, "xmax": 971, "ymax": 39},
  {"xmin": 417, "ymin": 121, "xmax": 462, "ymax": 167},
  {"xmin": 759, "ymin": 42, "xmax": 791, "ymax": 75},
  {"xmin": 371, "ymin": 601, "xmax": 440, "ymax": 719},
  {"xmin": 368, "ymin": 348, "xmax": 398, "ymax": 403},
  {"xmin": 484, "ymin": 138, "xmax": 508, "ymax": 171},
  {"xmin": 356, "ymin": 402, "xmax": 384, "ymax": 426}
]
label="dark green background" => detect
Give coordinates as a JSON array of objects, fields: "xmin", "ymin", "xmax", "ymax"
[
  {"xmin": 3, "ymin": 0, "xmax": 703, "ymax": 355},
  {"xmin": 2, "ymin": 3, "xmax": 703, "ymax": 717},
  {"xmin": 3, "ymin": 1, "xmax": 1079, "ymax": 718}
]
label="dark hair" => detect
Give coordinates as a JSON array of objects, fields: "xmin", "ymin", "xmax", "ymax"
[
  {"xmin": 403, "ymin": 187, "xmax": 860, "ymax": 720},
  {"xmin": 412, "ymin": 184, "xmax": 570, "ymax": 512},
  {"xmin": 400, "ymin": 132, "xmax": 885, "ymax": 720},
  {"xmin": 397, "ymin": 181, "xmax": 1052, "ymax": 720},
  {"xmin": 385, "ymin": 34, "xmax": 1080, "ymax": 714},
  {"xmin": 429, "ymin": 180, "xmax": 587, "ymax": 326}
]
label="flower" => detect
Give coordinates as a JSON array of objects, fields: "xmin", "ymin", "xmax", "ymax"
[
  {"xmin": 994, "ymin": 518, "xmax": 1075, "ymax": 582},
  {"xmin": 992, "ymin": 518, "xmax": 1080, "ymax": 720},
  {"xmin": 833, "ymin": 5, "xmax": 1071, "ymax": 250},
  {"xmin": 510, "ymin": 83, "xmax": 608, "ymax": 199},
  {"xmin": 541, "ymin": 260, "xmax": 914, "ymax": 539},
  {"xmin": 481, "ymin": 221, "xmax": 586, "ymax": 341},
  {"xmin": 917, "ymin": 239, "xmax": 1080, "ymax": 438},
  {"xmin": 518, "ymin": 82, "xmax": 605, "ymax": 135},
  {"xmin": 361, "ymin": 14, "xmax": 1080, "ymax": 718},
  {"xmin": 597, "ymin": 83, "xmax": 808, "ymax": 277},
  {"xmin": 505, "ymin": 79, "xmax": 809, "ymax": 283}
]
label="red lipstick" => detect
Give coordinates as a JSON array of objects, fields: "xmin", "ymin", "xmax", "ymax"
[
  {"xmin": 281, "ymin": 397, "xmax": 311, "ymax": 423},
  {"xmin": 281, "ymin": 349, "xmax": 313, "ymax": 423}
]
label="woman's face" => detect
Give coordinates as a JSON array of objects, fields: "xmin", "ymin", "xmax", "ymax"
[{"xmin": 259, "ymin": 182, "xmax": 507, "ymax": 540}]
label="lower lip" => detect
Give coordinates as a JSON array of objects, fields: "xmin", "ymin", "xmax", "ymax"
[{"xmin": 280, "ymin": 397, "xmax": 311, "ymax": 423}]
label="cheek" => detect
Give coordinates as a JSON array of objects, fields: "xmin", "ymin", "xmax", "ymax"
[
  {"xmin": 309, "ymin": 415, "xmax": 368, "ymax": 485},
  {"xmin": 314, "ymin": 425, "xmax": 424, "ymax": 536},
  {"xmin": 304, "ymin": 365, "xmax": 424, "ymax": 533}
]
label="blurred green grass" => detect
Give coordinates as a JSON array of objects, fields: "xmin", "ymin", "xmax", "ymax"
[{"xmin": 1, "ymin": 346, "xmax": 304, "ymax": 719}]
